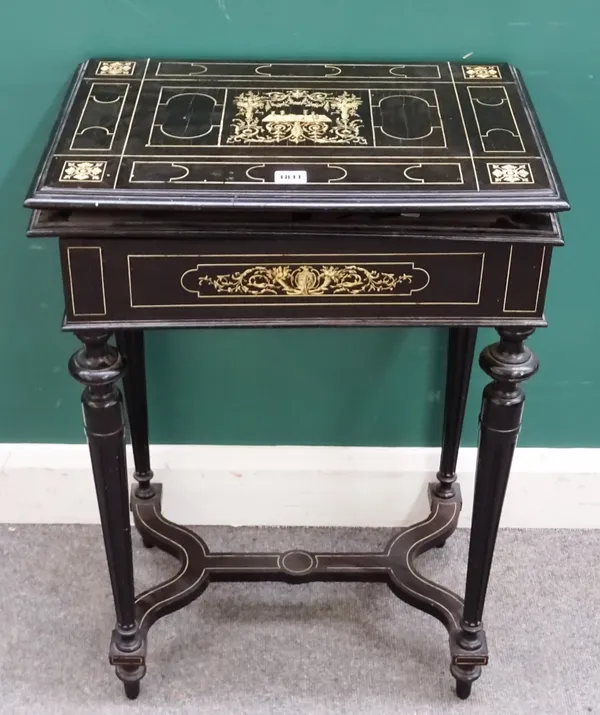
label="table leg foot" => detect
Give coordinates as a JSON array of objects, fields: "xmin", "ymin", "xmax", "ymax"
[
  {"xmin": 116, "ymin": 665, "xmax": 145, "ymax": 700},
  {"xmin": 453, "ymin": 673, "xmax": 474, "ymax": 699},
  {"xmin": 455, "ymin": 680, "xmax": 471, "ymax": 700},
  {"xmin": 451, "ymin": 662, "xmax": 481, "ymax": 699},
  {"xmin": 110, "ymin": 629, "xmax": 147, "ymax": 700},
  {"xmin": 123, "ymin": 680, "xmax": 141, "ymax": 700}
]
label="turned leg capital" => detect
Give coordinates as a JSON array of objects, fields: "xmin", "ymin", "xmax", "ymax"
[
  {"xmin": 68, "ymin": 331, "xmax": 124, "ymax": 392},
  {"xmin": 479, "ymin": 327, "xmax": 539, "ymax": 391}
]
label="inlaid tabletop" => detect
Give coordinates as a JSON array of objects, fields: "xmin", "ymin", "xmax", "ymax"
[{"xmin": 25, "ymin": 59, "xmax": 568, "ymax": 212}]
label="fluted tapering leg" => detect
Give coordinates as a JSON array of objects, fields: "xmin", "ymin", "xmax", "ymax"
[
  {"xmin": 115, "ymin": 330, "xmax": 154, "ymax": 499},
  {"xmin": 69, "ymin": 331, "xmax": 146, "ymax": 699},
  {"xmin": 452, "ymin": 327, "xmax": 538, "ymax": 698},
  {"xmin": 436, "ymin": 327, "xmax": 477, "ymax": 499}
]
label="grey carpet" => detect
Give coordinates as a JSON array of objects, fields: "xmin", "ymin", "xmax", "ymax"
[{"xmin": 0, "ymin": 525, "xmax": 599, "ymax": 715}]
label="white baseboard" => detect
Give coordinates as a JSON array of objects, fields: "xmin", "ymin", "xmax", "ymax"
[{"xmin": 0, "ymin": 444, "xmax": 599, "ymax": 528}]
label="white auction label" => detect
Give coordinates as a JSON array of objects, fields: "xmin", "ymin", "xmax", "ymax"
[{"xmin": 274, "ymin": 170, "xmax": 307, "ymax": 184}]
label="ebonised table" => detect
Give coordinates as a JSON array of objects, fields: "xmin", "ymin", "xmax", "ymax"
[{"xmin": 25, "ymin": 58, "xmax": 568, "ymax": 701}]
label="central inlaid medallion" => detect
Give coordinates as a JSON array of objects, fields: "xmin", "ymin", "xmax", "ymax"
[{"xmin": 226, "ymin": 89, "xmax": 369, "ymax": 145}]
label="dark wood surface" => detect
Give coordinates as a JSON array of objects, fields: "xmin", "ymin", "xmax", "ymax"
[
  {"xmin": 25, "ymin": 59, "xmax": 568, "ymax": 211},
  {"xmin": 57, "ymin": 231, "xmax": 557, "ymax": 329},
  {"xmin": 30, "ymin": 206, "xmax": 563, "ymax": 331},
  {"xmin": 23, "ymin": 57, "xmax": 569, "ymax": 702}
]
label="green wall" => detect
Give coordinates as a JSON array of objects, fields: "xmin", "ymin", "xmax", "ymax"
[{"xmin": 0, "ymin": 0, "xmax": 597, "ymax": 446}]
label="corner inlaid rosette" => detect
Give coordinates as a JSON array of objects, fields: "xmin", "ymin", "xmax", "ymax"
[{"xmin": 180, "ymin": 263, "xmax": 430, "ymax": 298}]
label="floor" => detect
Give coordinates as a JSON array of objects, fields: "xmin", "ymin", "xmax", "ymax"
[{"xmin": 0, "ymin": 525, "xmax": 598, "ymax": 715}]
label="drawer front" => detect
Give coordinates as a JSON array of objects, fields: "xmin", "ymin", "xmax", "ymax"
[{"xmin": 60, "ymin": 237, "xmax": 551, "ymax": 328}]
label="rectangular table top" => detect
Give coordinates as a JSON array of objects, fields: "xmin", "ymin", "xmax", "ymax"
[{"xmin": 25, "ymin": 59, "xmax": 568, "ymax": 213}]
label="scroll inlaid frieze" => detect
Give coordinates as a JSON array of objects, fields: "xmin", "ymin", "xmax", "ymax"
[
  {"xmin": 181, "ymin": 264, "xmax": 425, "ymax": 297},
  {"xmin": 65, "ymin": 248, "xmax": 493, "ymax": 323},
  {"xmin": 226, "ymin": 90, "xmax": 369, "ymax": 145}
]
